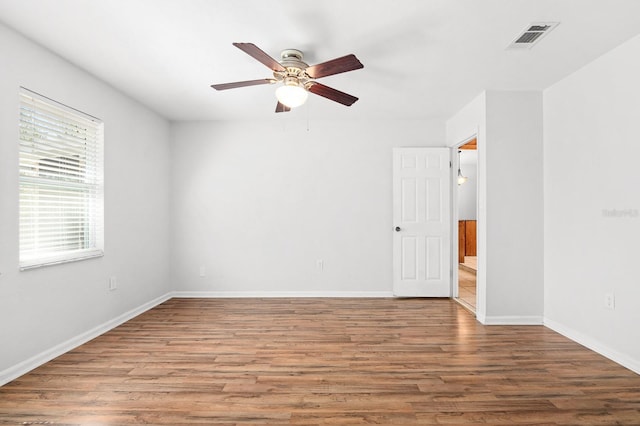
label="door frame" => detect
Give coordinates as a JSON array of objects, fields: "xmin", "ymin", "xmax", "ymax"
[{"xmin": 451, "ymin": 135, "xmax": 478, "ymax": 307}]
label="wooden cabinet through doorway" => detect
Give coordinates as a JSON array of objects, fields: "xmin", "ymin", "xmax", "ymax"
[{"xmin": 458, "ymin": 220, "xmax": 476, "ymax": 264}]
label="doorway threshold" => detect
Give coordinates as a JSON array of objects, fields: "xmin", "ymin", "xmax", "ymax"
[{"xmin": 454, "ymin": 297, "xmax": 476, "ymax": 315}]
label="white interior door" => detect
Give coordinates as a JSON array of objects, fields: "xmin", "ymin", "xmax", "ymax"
[{"xmin": 393, "ymin": 148, "xmax": 451, "ymax": 297}]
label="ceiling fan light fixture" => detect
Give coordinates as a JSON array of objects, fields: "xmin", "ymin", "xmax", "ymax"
[
  {"xmin": 275, "ymin": 78, "xmax": 308, "ymax": 108},
  {"xmin": 211, "ymin": 43, "xmax": 363, "ymax": 113}
]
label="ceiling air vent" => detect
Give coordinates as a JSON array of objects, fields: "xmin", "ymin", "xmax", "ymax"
[{"xmin": 508, "ymin": 22, "xmax": 559, "ymax": 49}]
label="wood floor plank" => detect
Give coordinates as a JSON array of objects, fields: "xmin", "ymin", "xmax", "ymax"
[{"xmin": 1, "ymin": 298, "xmax": 639, "ymax": 425}]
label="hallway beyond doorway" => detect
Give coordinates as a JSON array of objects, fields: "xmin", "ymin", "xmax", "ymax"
[{"xmin": 457, "ymin": 256, "xmax": 476, "ymax": 311}]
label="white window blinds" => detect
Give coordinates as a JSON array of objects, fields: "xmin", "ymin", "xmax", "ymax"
[{"xmin": 19, "ymin": 89, "xmax": 104, "ymax": 269}]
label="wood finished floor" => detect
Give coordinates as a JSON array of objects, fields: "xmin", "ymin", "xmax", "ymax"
[
  {"xmin": 1, "ymin": 298, "xmax": 640, "ymax": 425},
  {"xmin": 457, "ymin": 266, "xmax": 476, "ymax": 311}
]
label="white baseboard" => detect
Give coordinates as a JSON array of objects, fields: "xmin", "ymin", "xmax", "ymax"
[
  {"xmin": 0, "ymin": 292, "xmax": 172, "ymax": 387},
  {"xmin": 171, "ymin": 291, "xmax": 395, "ymax": 298},
  {"xmin": 480, "ymin": 315, "xmax": 544, "ymax": 325},
  {"xmin": 544, "ymin": 318, "xmax": 640, "ymax": 375}
]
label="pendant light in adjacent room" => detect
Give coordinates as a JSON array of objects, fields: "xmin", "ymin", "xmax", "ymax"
[{"xmin": 457, "ymin": 150, "xmax": 468, "ymax": 185}]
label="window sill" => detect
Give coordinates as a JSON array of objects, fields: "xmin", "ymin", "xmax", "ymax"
[{"xmin": 19, "ymin": 250, "xmax": 104, "ymax": 271}]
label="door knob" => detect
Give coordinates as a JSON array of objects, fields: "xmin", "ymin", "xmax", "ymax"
[{"xmin": 395, "ymin": 226, "xmax": 401, "ymax": 232}]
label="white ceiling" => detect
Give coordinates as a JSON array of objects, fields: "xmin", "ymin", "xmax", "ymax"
[{"xmin": 1, "ymin": 0, "xmax": 640, "ymax": 122}]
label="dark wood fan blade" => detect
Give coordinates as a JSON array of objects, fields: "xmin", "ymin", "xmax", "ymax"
[
  {"xmin": 275, "ymin": 101, "xmax": 291, "ymax": 113},
  {"xmin": 233, "ymin": 43, "xmax": 286, "ymax": 72},
  {"xmin": 211, "ymin": 79, "xmax": 276, "ymax": 90},
  {"xmin": 305, "ymin": 54, "xmax": 363, "ymax": 79},
  {"xmin": 307, "ymin": 82, "xmax": 359, "ymax": 106}
]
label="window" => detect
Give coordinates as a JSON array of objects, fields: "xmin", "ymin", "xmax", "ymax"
[{"xmin": 19, "ymin": 88, "xmax": 104, "ymax": 269}]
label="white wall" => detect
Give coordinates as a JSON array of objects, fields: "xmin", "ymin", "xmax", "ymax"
[
  {"xmin": 485, "ymin": 91, "xmax": 544, "ymax": 323},
  {"xmin": 544, "ymin": 34, "xmax": 640, "ymax": 373},
  {"xmin": 170, "ymin": 119, "xmax": 444, "ymax": 295},
  {"xmin": 0, "ymin": 23, "xmax": 171, "ymax": 380},
  {"xmin": 447, "ymin": 91, "xmax": 544, "ymax": 324}
]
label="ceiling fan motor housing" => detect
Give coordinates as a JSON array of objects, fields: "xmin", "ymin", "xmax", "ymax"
[
  {"xmin": 280, "ymin": 49, "xmax": 304, "ymax": 62},
  {"xmin": 275, "ymin": 49, "xmax": 310, "ymax": 85}
]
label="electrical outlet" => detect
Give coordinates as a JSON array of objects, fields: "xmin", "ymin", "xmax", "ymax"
[
  {"xmin": 316, "ymin": 260, "xmax": 324, "ymax": 271},
  {"xmin": 109, "ymin": 276, "xmax": 117, "ymax": 291},
  {"xmin": 604, "ymin": 293, "xmax": 615, "ymax": 310}
]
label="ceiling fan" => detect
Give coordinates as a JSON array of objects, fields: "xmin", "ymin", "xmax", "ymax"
[{"xmin": 211, "ymin": 43, "xmax": 364, "ymax": 113}]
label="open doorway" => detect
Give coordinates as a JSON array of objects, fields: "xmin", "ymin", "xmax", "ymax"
[{"xmin": 455, "ymin": 138, "xmax": 477, "ymax": 312}]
